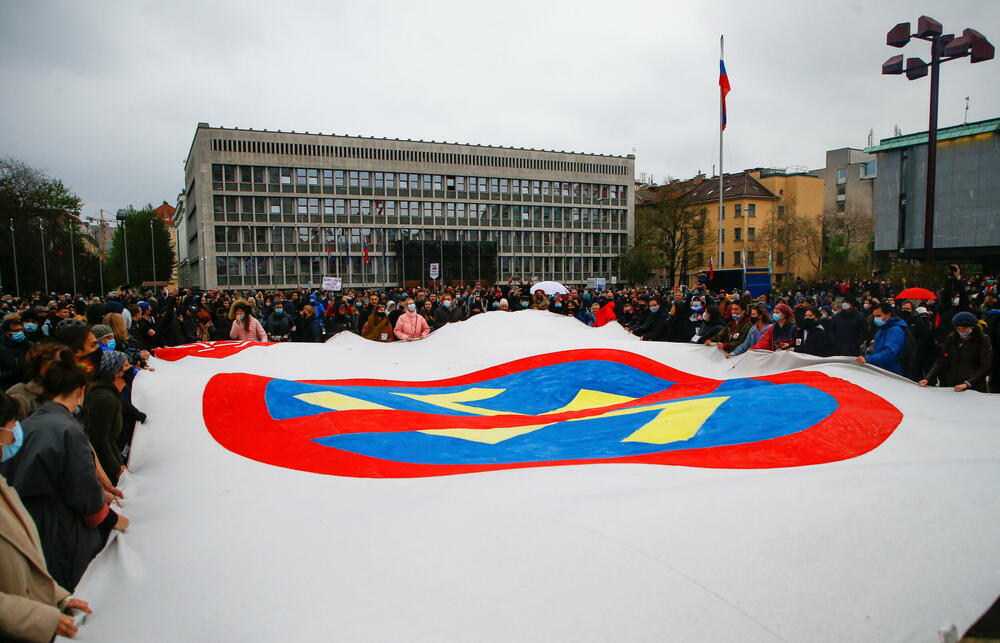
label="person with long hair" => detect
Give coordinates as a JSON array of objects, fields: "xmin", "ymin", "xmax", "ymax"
[
  {"xmin": 0, "ymin": 390, "xmax": 94, "ymax": 641},
  {"xmin": 0, "ymin": 353, "xmax": 128, "ymax": 591},
  {"xmin": 361, "ymin": 303, "xmax": 395, "ymax": 342},
  {"xmin": 729, "ymin": 302, "xmax": 773, "ymax": 357},
  {"xmin": 229, "ymin": 301, "xmax": 267, "ymax": 342},
  {"xmin": 393, "ymin": 298, "xmax": 430, "ymax": 342},
  {"xmin": 5, "ymin": 343, "xmax": 67, "ymax": 419}
]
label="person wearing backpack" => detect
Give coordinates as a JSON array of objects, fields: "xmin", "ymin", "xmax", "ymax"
[{"xmin": 855, "ymin": 302, "xmax": 909, "ymax": 376}]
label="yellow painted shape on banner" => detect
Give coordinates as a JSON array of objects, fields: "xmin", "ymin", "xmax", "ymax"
[
  {"xmin": 392, "ymin": 388, "xmax": 509, "ymax": 415},
  {"xmin": 543, "ymin": 389, "xmax": 637, "ymax": 414},
  {"xmin": 420, "ymin": 423, "xmax": 553, "ymax": 445},
  {"xmin": 620, "ymin": 396, "xmax": 730, "ymax": 444},
  {"xmin": 294, "ymin": 391, "xmax": 392, "ymax": 412}
]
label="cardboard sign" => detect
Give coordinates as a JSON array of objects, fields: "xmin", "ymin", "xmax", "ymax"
[{"xmin": 322, "ymin": 277, "xmax": 342, "ymax": 291}]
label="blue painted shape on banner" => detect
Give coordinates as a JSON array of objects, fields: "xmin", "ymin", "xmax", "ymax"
[
  {"xmin": 313, "ymin": 381, "xmax": 837, "ymax": 465},
  {"xmin": 264, "ymin": 360, "xmax": 677, "ymax": 420}
]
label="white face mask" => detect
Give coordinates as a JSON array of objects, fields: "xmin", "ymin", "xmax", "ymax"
[{"xmin": 841, "ymin": 302, "xmax": 850, "ymax": 311}]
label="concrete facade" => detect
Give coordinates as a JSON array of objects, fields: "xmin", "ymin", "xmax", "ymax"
[
  {"xmin": 180, "ymin": 124, "xmax": 635, "ymax": 290},
  {"xmin": 866, "ymin": 118, "xmax": 1000, "ymax": 270},
  {"xmin": 812, "ymin": 148, "xmax": 876, "ymax": 256}
]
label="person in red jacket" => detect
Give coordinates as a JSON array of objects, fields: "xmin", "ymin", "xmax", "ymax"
[{"xmin": 593, "ymin": 297, "xmax": 617, "ymax": 328}]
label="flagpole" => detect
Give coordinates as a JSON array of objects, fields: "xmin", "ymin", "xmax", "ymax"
[{"xmin": 718, "ymin": 34, "xmax": 724, "ymax": 273}]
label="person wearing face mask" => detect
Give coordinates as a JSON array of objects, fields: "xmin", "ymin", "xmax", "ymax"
[
  {"xmin": 855, "ymin": 303, "xmax": 908, "ymax": 375},
  {"xmin": 710, "ymin": 302, "xmax": 752, "ymax": 353},
  {"xmin": 324, "ymin": 301, "xmax": 357, "ymax": 336},
  {"xmin": 0, "ymin": 391, "xmax": 95, "ymax": 641},
  {"xmin": 828, "ymin": 298, "xmax": 867, "ymax": 357},
  {"xmin": 0, "ymin": 356, "xmax": 128, "ymax": 593},
  {"xmin": 790, "ymin": 306, "xmax": 833, "ymax": 357},
  {"xmin": 635, "ymin": 299, "xmax": 668, "ymax": 340},
  {"xmin": 432, "ymin": 294, "xmax": 465, "ymax": 330},
  {"xmin": 229, "ymin": 301, "xmax": 268, "ymax": 342},
  {"xmin": 393, "ymin": 298, "xmax": 430, "ymax": 341},
  {"xmin": 751, "ymin": 302, "xmax": 797, "ymax": 351},
  {"xmin": 19, "ymin": 310, "xmax": 44, "ymax": 343},
  {"xmin": 265, "ymin": 302, "xmax": 294, "ymax": 341},
  {"xmin": 83, "ymin": 352, "xmax": 131, "ymax": 486},
  {"xmin": 920, "ymin": 311, "xmax": 992, "ymax": 392},
  {"xmin": 729, "ymin": 303, "xmax": 772, "ymax": 357},
  {"xmin": 361, "ymin": 304, "xmax": 395, "ymax": 343},
  {"xmin": 0, "ymin": 315, "xmax": 31, "ymax": 390}
]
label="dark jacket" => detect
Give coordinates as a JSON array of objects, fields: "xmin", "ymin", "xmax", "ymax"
[
  {"xmin": 265, "ymin": 311, "xmax": 294, "ymax": 337},
  {"xmin": 692, "ymin": 319, "xmax": 724, "ymax": 344},
  {"xmin": 667, "ymin": 302, "xmax": 695, "ymax": 343},
  {"xmin": 83, "ymin": 379, "xmax": 124, "ymax": 484},
  {"xmin": 924, "ymin": 326, "xmax": 993, "ymax": 392},
  {"xmin": 432, "ymin": 304, "xmax": 465, "ymax": 330},
  {"xmin": 792, "ymin": 321, "xmax": 833, "ymax": 357},
  {"xmin": 638, "ymin": 308, "xmax": 670, "ymax": 341},
  {"xmin": 715, "ymin": 315, "xmax": 753, "ymax": 352},
  {"xmin": 828, "ymin": 309, "xmax": 867, "ymax": 356},
  {"xmin": 0, "ymin": 402, "xmax": 108, "ymax": 591},
  {"xmin": 0, "ymin": 335, "xmax": 30, "ymax": 390}
]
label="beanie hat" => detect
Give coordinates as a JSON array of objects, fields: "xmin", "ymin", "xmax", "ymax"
[
  {"xmin": 105, "ymin": 301, "xmax": 124, "ymax": 314},
  {"xmin": 196, "ymin": 311, "xmax": 212, "ymax": 323},
  {"xmin": 98, "ymin": 350, "xmax": 129, "ymax": 380},
  {"xmin": 952, "ymin": 311, "xmax": 977, "ymax": 328},
  {"xmin": 137, "ymin": 301, "xmax": 150, "ymax": 311},
  {"xmin": 91, "ymin": 324, "xmax": 114, "ymax": 340}
]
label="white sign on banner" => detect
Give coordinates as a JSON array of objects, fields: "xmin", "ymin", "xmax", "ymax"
[
  {"xmin": 429, "ymin": 263, "xmax": 440, "ymax": 279},
  {"xmin": 322, "ymin": 276, "xmax": 342, "ymax": 291}
]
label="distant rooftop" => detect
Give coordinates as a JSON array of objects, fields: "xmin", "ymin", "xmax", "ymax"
[
  {"xmin": 864, "ymin": 117, "xmax": 1000, "ymax": 154},
  {"xmin": 683, "ymin": 172, "xmax": 777, "ymax": 204},
  {"xmin": 195, "ymin": 122, "xmax": 634, "ymax": 160}
]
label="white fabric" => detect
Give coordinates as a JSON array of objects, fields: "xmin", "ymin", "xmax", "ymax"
[
  {"xmin": 530, "ymin": 280, "xmax": 570, "ymax": 295},
  {"xmin": 67, "ymin": 311, "xmax": 1000, "ymax": 642}
]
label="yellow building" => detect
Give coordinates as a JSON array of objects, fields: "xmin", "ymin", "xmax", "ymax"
[{"xmin": 682, "ymin": 170, "xmax": 824, "ymax": 287}]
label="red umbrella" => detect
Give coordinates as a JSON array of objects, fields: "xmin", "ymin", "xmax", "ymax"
[{"xmin": 896, "ymin": 287, "xmax": 937, "ymax": 300}]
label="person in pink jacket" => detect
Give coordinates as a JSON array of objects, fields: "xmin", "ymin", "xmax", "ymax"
[
  {"xmin": 393, "ymin": 298, "xmax": 430, "ymax": 342},
  {"xmin": 230, "ymin": 302, "xmax": 268, "ymax": 342}
]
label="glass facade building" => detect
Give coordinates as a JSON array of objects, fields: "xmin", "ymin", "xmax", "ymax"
[{"xmin": 178, "ymin": 124, "xmax": 635, "ymax": 290}]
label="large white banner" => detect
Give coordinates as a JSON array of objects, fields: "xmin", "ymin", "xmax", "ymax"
[{"xmin": 67, "ymin": 312, "xmax": 1000, "ymax": 642}]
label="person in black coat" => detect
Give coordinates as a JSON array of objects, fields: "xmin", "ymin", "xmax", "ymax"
[
  {"xmin": 667, "ymin": 300, "xmax": 695, "ymax": 343},
  {"xmin": 691, "ymin": 305, "xmax": 724, "ymax": 344},
  {"xmin": 828, "ymin": 299, "xmax": 867, "ymax": 356},
  {"xmin": 920, "ymin": 312, "xmax": 993, "ymax": 392},
  {"xmin": 792, "ymin": 306, "xmax": 833, "ymax": 357},
  {"xmin": 636, "ymin": 299, "xmax": 670, "ymax": 342},
  {"xmin": 0, "ymin": 355, "xmax": 128, "ymax": 591}
]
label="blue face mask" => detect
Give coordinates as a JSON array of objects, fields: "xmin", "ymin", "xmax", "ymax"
[
  {"xmin": 442, "ymin": 300, "xmax": 452, "ymax": 308},
  {"xmin": 106, "ymin": 339, "xmax": 117, "ymax": 351},
  {"xmin": 275, "ymin": 308, "xmax": 283, "ymax": 314},
  {"xmin": 407, "ymin": 304, "xmax": 416, "ymax": 312},
  {"xmin": 23, "ymin": 322, "xmax": 38, "ymax": 333},
  {"xmin": 873, "ymin": 316, "xmax": 885, "ymax": 327},
  {"xmin": 772, "ymin": 312, "xmax": 783, "ymax": 322},
  {"xmin": 649, "ymin": 305, "xmax": 660, "ymax": 313},
  {"xmin": 10, "ymin": 331, "xmax": 25, "ymax": 342},
  {"xmin": 520, "ymin": 301, "xmax": 529, "ymax": 308},
  {"xmin": 2, "ymin": 421, "xmax": 24, "ymax": 461}
]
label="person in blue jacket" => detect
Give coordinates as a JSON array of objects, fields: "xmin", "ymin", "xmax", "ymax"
[{"xmin": 856, "ymin": 302, "xmax": 908, "ymax": 375}]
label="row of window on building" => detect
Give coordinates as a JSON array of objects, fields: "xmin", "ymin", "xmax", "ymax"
[
  {"xmin": 212, "ymin": 225, "xmax": 625, "ymax": 253},
  {"xmin": 213, "ymin": 254, "xmax": 617, "ymax": 283},
  {"xmin": 211, "ymin": 164, "xmax": 628, "ymax": 201},
  {"xmin": 212, "ymin": 196, "xmax": 628, "ymax": 229}
]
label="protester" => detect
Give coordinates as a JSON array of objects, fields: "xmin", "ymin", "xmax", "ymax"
[
  {"xmin": 0, "ymin": 391, "xmax": 93, "ymax": 642},
  {"xmin": 856, "ymin": 302, "xmax": 907, "ymax": 375},
  {"xmin": 0, "ymin": 353, "xmax": 128, "ymax": 591},
  {"xmin": 83, "ymin": 352, "xmax": 130, "ymax": 486},
  {"xmin": 229, "ymin": 301, "xmax": 268, "ymax": 342},
  {"xmin": 792, "ymin": 306, "xmax": 833, "ymax": 357},
  {"xmin": 729, "ymin": 303, "xmax": 771, "ymax": 357},
  {"xmin": 919, "ymin": 311, "xmax": 993, "ymax": 392},
  {"xmin": 5, "ymin": 343, "xmax": 66, "ymax": 419},
  {"xmin": 361, "ymin": 303, "xmax": 395, "ymax": 342},
  {"xmin": 394, "ymin": 299, "xmax": 430, "ymax": 341}
]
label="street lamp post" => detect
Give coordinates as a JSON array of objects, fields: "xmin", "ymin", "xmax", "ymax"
[
  {"xmin": 8, "ymin": 218, "xmax": 19, "ymax": 297},
  {"xmin": 116, "ymin": 209, "xmax": 130, "ymax": 285},
  {"xmin": 150, "ymin": 219, "xmax": 157, "ymax": 282},
  {"xmin": 38, "ymin": 219, "xmax": 49, "ymax": 294},
  {"xmin": 69, "ymin": 221, "xmax": 77, "ymax": 294},
  {"xmin": 882, "ymin": 16, "xmax": 994, "ymax": 264}
]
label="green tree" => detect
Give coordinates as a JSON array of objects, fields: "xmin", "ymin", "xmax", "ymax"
[
  {"xmin": 0, "ymin": 157, "xmax": 101, "ymax": 295},
  {"xmin": 104, "ymin": 205, "xmax": 176, "ymax": 287}
]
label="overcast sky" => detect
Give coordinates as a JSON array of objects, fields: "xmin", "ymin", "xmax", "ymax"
[{"xmin": 1, "ymin": 0, "xmax": 998, "ymax": 218}]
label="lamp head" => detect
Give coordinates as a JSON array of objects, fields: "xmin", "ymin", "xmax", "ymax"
[{"xmin": 887, "ymin": 22, "xmax": 911, "ymax": 47}]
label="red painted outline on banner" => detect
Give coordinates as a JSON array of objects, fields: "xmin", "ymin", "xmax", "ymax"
[
  {"xmin": 202, "ymin": 348, "xmax": 903, "ymax": 478},
  {"xmin": 156, "ymin": 341, "xmax": 275, "ymax": 362}
]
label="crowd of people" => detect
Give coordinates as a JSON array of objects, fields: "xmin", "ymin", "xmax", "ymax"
[{"xmin": 0, "ymin": 267, "xmax": 998, "ymax": 639}]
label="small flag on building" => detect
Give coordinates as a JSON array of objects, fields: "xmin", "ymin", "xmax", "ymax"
[
  {"xmin": 363, "ymin": 236, "xmax": 370, "ymax": 265},
  {"xmin": 720, "ymin": 59, "xmax": 731, "ymax": 131}
]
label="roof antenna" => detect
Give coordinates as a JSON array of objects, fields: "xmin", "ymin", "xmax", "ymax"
[
  {"xmin": 964, "ymin": 96, "xmax": 970, "ymax": 124},
  {"xmin": 867, "ymin": 129, "xmax": 874, "ymax": 147}
]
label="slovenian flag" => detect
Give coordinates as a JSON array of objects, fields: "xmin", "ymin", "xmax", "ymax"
[
  {"xmin": 363, "ymin": 236, "xmax": 370, "ymax": 265},
  {"xmin": 708, "ymin": 256, "xmax": 715, "ymax": 280},
  {"xmin": 719, "ymin": 60, "xmax": 731, "ymax": 131}
]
